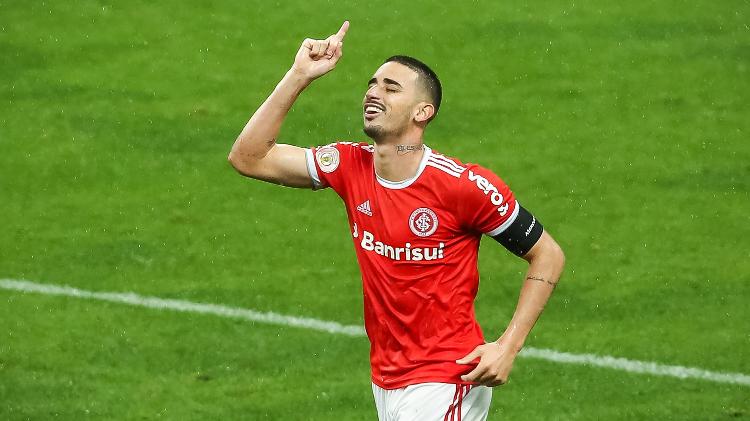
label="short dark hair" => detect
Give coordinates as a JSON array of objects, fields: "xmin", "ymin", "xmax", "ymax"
[{"xmin": 384, "ymin": 55, "xmax": 442, "ymax": 118}]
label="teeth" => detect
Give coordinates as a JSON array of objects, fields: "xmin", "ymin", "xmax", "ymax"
[{"xmin": 365, "ymin": 105, "xmax": 382, "ymax": 113}]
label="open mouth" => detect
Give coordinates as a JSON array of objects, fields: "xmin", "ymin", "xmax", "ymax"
[{"xmin": 364, "ymin": 102, "xmax": 385, "ymax": 121}]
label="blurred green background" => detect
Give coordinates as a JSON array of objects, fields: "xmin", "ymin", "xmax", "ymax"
[{"xmin": 1, "ymin": 1, "xmax": 748, "ymax": 419}]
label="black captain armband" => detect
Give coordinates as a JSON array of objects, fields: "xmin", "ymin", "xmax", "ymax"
[{"xmin": 491, "ymin": 206, "xmax": 544, "ymax": 257}]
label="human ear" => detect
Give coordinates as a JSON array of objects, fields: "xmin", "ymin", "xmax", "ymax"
[{"xmin": 414, "ymin": 102, "xmax": 435, "ymax": 123}]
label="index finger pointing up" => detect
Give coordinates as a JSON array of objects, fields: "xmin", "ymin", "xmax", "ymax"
[{"xmin": 333, "ymin": 20, "xmax": 349, "ymax": 41}]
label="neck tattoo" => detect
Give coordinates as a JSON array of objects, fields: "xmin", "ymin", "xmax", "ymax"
[{"xmin": 396, "ymin": 144, "xmax": 424, "ymax": 155}]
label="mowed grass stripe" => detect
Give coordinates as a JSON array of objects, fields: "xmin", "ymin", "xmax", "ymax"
[{"xmin": 2, "ymin": 278, "xmax": 748, "ymax": 387}]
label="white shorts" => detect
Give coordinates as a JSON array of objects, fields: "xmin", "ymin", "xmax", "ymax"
[{"xmin": 372, "ymin": 382, "xmax": 492, "ymax": 421}]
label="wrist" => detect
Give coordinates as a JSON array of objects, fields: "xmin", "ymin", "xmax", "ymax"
[
  {"xmin": 286, "ymin": 67, "xmax": 314, "ymax": 86},
  {"xmin": 496, "ymin": 336, "xmax": 525, "ymax": 354}
]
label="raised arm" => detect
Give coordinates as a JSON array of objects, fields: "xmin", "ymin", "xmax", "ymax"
[{"xmin": 228, "ymin": 21, "xmax": 349, "ymax": 188}]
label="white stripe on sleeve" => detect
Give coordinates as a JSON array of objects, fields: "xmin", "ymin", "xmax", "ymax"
[
  {"xmin": 305, "ymin": 148, "xmax": 324, "ymax": 190},
  {"xmin": 426, "ymin": 160, "xmax": 462, "ymax": 177},
  {"xmin": 485, "ymin": 200, "xmax": 520, "ymax": 237}
]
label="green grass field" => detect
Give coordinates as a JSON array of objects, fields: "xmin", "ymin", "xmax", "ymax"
[{"xmin": 1, "ymin": 1, "xmax": 748, "ymax": 419}]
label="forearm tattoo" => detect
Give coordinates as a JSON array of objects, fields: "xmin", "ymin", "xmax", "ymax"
[{"xmin": 526, "ymin": 275, "xmax": 558, "ymax": 288}]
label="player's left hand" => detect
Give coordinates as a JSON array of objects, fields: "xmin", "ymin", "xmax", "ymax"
[{"xmin": 456, "ymin": 341, "xmax": 518, "ymax": 387}]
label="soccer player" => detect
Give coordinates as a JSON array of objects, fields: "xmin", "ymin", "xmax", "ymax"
[{"xmin": 228, "ymin": 21, "xmax": 565, "ymax": 421}]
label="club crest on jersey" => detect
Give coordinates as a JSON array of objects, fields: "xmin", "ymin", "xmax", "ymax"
[
  {"xmin": 316, "ymin": 146, "xmax": 340, "ymax": 173},
  {"xmin": 409, "ymin": 207, "xmax": 438, "ymax": 237}
]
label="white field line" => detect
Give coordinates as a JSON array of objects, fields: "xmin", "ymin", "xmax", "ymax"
[{"xmin": 1, "ymin": 278, "xmax": 748, "ymax": 387}]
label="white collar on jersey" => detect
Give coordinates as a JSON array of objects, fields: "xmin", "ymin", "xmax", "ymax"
[{"xmin": 375, "ymin": 145, "xmax": 432, "ymax": 190}]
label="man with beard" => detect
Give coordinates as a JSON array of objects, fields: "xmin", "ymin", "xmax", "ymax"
[{"xmin": 228, "ymin": 21, "xmax": 565, "ymax": 421}]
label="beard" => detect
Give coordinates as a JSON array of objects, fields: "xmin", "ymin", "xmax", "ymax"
[
  {"xmin": 363, "ymin": 114, "xmax": 408, "ymax": 142},
  {"xmin": 363, "ymin": 123, "xmax": 385, "ymax": 140}
]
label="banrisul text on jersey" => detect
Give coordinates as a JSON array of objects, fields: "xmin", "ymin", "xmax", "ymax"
[{"xmin": 354, "ymin": 224, "xmax": 445, "ymax": 261}]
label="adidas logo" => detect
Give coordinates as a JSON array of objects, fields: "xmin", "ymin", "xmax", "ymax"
[{"xmin": 356, "ymin": 200, "xmax": 373, "ymax": 217}]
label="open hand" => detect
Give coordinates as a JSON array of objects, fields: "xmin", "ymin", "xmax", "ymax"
[
  {"xmin": 456, "ymin": 341, "xmax": 519, "ymax": 387},
  {"xmin": 292, "ymin": 21, "xmax": 349, "ymax": 81}
]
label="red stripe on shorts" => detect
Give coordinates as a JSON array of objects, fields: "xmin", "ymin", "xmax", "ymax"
[
  {"xmin": 444, "ymin": 384, "xmax": 461, "ymax": 421},
  {"xmin": 457, "ymin": 385, "xmax": 468, "ymax": 421}
]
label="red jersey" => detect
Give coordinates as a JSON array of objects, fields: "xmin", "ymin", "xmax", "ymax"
[{"xmin": 305, "ymin": 142, "xmax": 520, "ymax": 389}]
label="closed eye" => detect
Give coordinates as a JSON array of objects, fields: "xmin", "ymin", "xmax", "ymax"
[{"xmin": 367, "ymin": 77, "xmax": 403, "ymax": 92}]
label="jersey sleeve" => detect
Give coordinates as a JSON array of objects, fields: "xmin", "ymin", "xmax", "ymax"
[
  {"xmin": 304, "ymin": 142, "xmax": 358, "ymax": 196},
  {"xmin": 457, "ymin": 163, "xmax": 520, "ymax": 236}
]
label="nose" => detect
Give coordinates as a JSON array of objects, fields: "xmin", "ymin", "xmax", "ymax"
[{"xmin": 365, "ymin": 85, "xmax": 381, "ymax": 102}]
